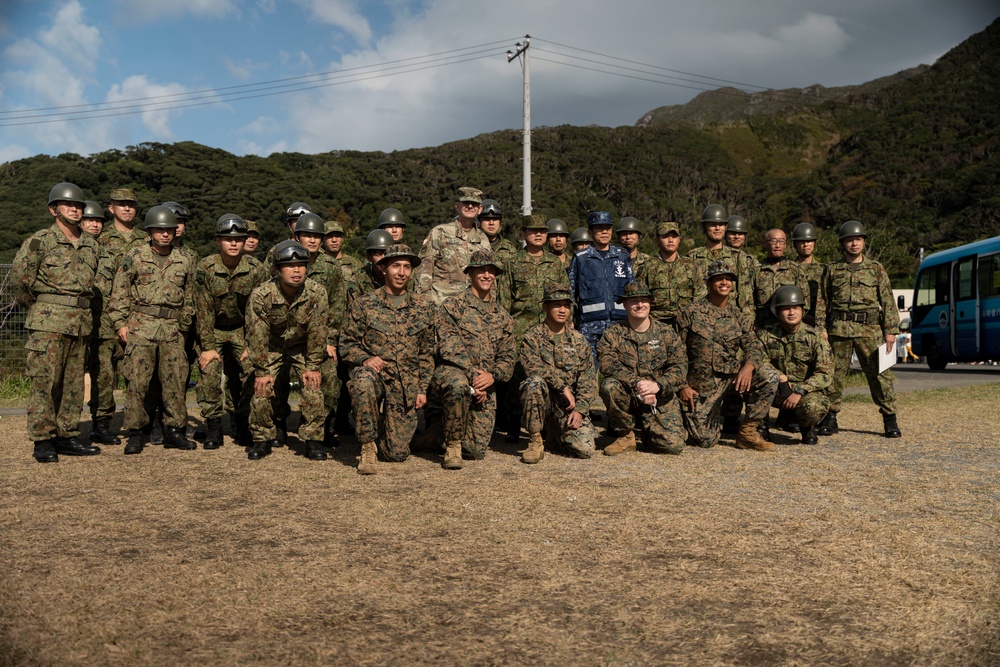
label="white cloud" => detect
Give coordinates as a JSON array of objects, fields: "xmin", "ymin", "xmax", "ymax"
[
  {"xmin": 107, "ymin": 75, "xmax": 212, "ymax": 138},
  {"xmin": 0, "ymin": 144, "xmax": 31, "ymax": 165},
  {"xmin": 113, "ymin": 0, "xmax": 237, "ymax": 23},
  {"xmin": 292, "ymin": 0, "xmax": 372, "ymax": 45},
  {"xmin": 224, "ymin": 57, "xmax": 269, "ymax": 81},
  {"xmin": 40, "ymin": 0, "xmax": 101, "ymax": 69}
]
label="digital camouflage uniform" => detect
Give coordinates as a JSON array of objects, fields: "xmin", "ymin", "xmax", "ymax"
[
  {"xmin": 308, "ymin": 255, "xmax": 348, "ymax": 420},
  {"xmin": 107, "ymin": 244, "xmax": 196, "ymax": 431},
  {"xmin": 797, "ymin": 260, "xmax": 825, "ymax": 324},
  {"xmin": 426, "ymin": 287, "xmax": 516, "ymax": 458},
  {"xmin": 597, "ymin": 318, "xmax": 688, "ymax": 454},
  {"xmin": 334, "ymin": 253, "xmax": 363, "ymax": 285},
  {"xmin": 13, "ymin": 224, "xmax": 99, "ymax": 442},
  {"xmin": 519, "ymin": 323, "xmax": 599, "ymax": 458},
  {"xmin": 687, "ymin": 246, "xmax": 756, "ymax": 318},
  {"xmin": 194, "ymin": 253, "xmax": 267, "ymax": 420},
  {"xmin": 347, "ymin": 261, "xmax": 383, "ymax": 305},
  {"xmin": 414, "ymin": 220, "xmax": 491, "ymax": 306},
  {"xmin": 753, "ymin": 258, "xmax": 811, "ymax": 328},
  {"xmin": 676, "ymin": 297, "xmax": 777, "ymax": 448},
  {"xmin": 629, "ymin": 250, "xmax": 652, "ymax": 274},
  {"xmin": 757, "ymin": 322, "xmax": 834, "ymax": 427},
  {"xmin": 245, "ymin": 278, "xmax": 328, "ymax": 442},
  {"xmin": 339, "ymin": 288, "xmax": 435, "ymax": 461},
  {"xmin": 489, "ymin": 236, "xmax": 518, "ymax": 265},
  {"xmin": 816, "ymin": 256, "xmax": 900, "ymax": 415},
  {"xmin": 635, "ymin": 254, "xmax": 706, "ymax": 325}
]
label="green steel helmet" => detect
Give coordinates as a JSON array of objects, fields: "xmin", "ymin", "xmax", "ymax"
[
  {"xmin": 839, "ymin": 220, "xmax": 867, "ymax": 240},
  {"xmin": 480, "ymin": 199, "xmax": 502, "ymax": 218},
  {"xmin": 143, "ymin": 205, "xmax": 179, "ymax": 230},
  {"xmin": 161, "ymin": 201, "xmax": 190, "ymax": 220},
  {"xmin": 616, "ymin": 216, "xmax": 643, "ymax": 236},
  {"xmin": 285, "ymin": 201, "xmax": 312, "ymax": 221},
  {"xmin": 377, "ymin": 207, "xmax": 407, "ymax": 229},
  {"xmin": 82, "ymin": 200, "xmax": 106, "ymax": 220},
  {"xmin": 701, "ymin": 204, "xmax": 727, "ymax": 224},
  {"xmin": 48, "ymin": 182, "xmax": 86, "ymax": 206},
  {"xmin": 365, "ymin": 229, "xmax": 393, "ymax": 252},
  {"xmin": 216, "ymin": 214, "xmax": 248, "ymax": 237},
  {"xmin": 770, "ymin": 284, "xmax": 807, "ymax": 315},
  {"xmin": 791, "ymin": 222, "xmax": 819, "ymax": 242},
  {"xmin": 294, "ymin": 212, "xmax": 325, "ymax": 235},
  {"xmin": 546, "ymin": 218, "xmax": 569, "ymax": 236},
  {"xmin": 726, "ymin": 215, "xmax": 748, "ymax": 234},
  {"xmin": 272, "ymin": 240, "xmax": 310, "ymax": 265},
  {"xmin": 571, "ymin": 227, "xmax": 593, "ymax": 244}
]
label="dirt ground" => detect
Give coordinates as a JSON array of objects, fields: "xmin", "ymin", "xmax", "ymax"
[{"xmin": 1, "ymin": 384, "xmax": 998, "ymax": 666}]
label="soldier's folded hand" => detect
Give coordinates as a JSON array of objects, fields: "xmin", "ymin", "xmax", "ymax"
[
  {"xmin": 117, "ymin": 326, "xmax": 129, "ymax": 344},
  {"xmin": 565, "ymin": 410, "xmax": 583, "ymax": 430},
  {"xmin": 302, "ymin": 370, "xmax": 321, "ymax": 391},
  {"xmin": 363, "ymin": 356, "xmax": 386, "ymax": 372},
  {"xmin": 678, "ymin": 386, "xmax": 699, "ymax": 412},
  {"xmin": 415, "ymin": 393, "xmax": 427, "ymax": 410},
  {"xmin": 326, "ymin": 345, "xmax": 337, "ymax": 362},
  {"xmin": 254, "ymin": 375, "xmax": 274, "ymax": 397},
  {"xmin": 471, "ymin": 368, "xmax": 494, "ymax": 393},
  {"xmin": 735, "ymin": 363, "xmax": 754, "ymax": 393},
  {"xmin": 199, "ymin": 350, "xmax": 222, "ymax": 370}
]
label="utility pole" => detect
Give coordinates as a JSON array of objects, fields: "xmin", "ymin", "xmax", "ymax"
[{"xmin": 507, "ymin": 35, "xmax": 531, "ymax": 217}]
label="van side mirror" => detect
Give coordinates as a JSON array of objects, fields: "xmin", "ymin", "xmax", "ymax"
[{"xmin": 897, "ymin": 295, "xmax": 905, "ymax": 310}]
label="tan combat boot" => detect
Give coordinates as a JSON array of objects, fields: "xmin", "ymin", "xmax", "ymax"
[
  {"xmin": 357, "ymin": 441, "xmax": 378, "ymax": 474},
  {"xmin": 736, "ymin": 421, "xmax": 776, "ymax": 452},
  {"xmin": 603, "ymin": 430, "xmax": 637, "ymax": 456},
  {"xmin": 442, "ymin": 440, "xmax": 464, "ymax": 470},
  {"xmin": 521, "ymin": 432, "xmax": 545, "ymax": 464}
]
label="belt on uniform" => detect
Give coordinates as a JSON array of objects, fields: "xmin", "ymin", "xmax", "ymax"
[
  {"xmin": 832, "ymin": 309, "xmax": 878, "ymax": 324},
  {"xmin": 134, "ymin": 304, "xmax": 181, "ymax": 319},
  {"xmin": 35, "ymin": 293, "xmax": 90, "ymax": 309}
]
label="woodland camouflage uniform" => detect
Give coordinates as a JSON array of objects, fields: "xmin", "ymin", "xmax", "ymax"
[{"xmin": 757, "ymin": 322, "xmax": 834, "ymax": 427}]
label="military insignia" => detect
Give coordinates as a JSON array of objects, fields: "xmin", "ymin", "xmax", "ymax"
[
  {"xmin": 648, "ymin": 339, "xmax": 660, "ymax": 349},
  {"xmin": 614, "ymin": 260, "xmax": 626, "ymax": 278}
]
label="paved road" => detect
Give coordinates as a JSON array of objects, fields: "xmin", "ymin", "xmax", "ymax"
[{"xmin": 844, "ymin": 362, "xmax": 1000, "ymax": 395}]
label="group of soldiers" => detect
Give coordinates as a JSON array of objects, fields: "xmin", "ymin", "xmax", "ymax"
[{"xmin": 13, "ymin": 182, "xmax": 902, "ymax": 472}]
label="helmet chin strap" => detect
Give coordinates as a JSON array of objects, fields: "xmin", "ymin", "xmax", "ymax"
[{"xmin": 57, "ymin": 212, "xmax": 80, "ymax": 227}]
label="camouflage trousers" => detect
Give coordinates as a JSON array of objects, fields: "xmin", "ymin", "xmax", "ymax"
[
  {"xmin": 195, "ymin": 330, "xmax": 251, "ymax": 420},
  {"xmin": 249, "ymin": 353, "xmax": 324, "ymax": 442},
  {"xmin": 348, "ymin": 366, "xmax": 418, "ymax": 462},
  {"xmin": 25, "ymin": 331, "xmax": 87, "ymax": 442},
  {"xmin": 122, "ymin": 336, "xmax": 188, "ymax": 431},
  {"xmin": 773, "ymin": 389, "xmax": 831, "ymax": 427},
  {"xmin": 600, "ymin": 378, "xmax": 685, "ymax": 454},
  {"xmin": 520, "ymin": 375, "xmax": 596, "ymax": 458},
  {"xmin": 829, "ymin": 335, "xmax": 897, "ymax": 415},
  {"xmin": 681, "ymin": 369, "xmax": 778, "ymax": 448},
  {"xmin": 87, "ymin": 336, "xmax": 124, "ymax": 420},
  {"xmin": 319, "ymin": 352, "xmax": 342, "ymax": 416},
  {"xmin": 579, "ymin": 319, "xmax": 612, "ymax": 369},
  {"xmin": 422, "ymin": 366, "xmax": 497, "ymax": 459}
]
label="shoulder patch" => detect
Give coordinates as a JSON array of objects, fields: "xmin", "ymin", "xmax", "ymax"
[{"xmin": 28, "ymin": 238, "xmax": 41, "ymax": 251}]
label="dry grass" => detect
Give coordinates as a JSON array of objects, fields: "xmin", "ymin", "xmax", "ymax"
[{"xmin": 1, "ymin": 383, "xmax": 998, "ymax": 666}]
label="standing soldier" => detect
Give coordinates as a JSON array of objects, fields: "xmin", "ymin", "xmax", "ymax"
[
  {"xmin": 160, "ymin": 200, "xmax": 200, "ymax": 423},
  {"xmin": 348, "ymin": 229, "xmax": 393, "ymax": 303},
  {"xmin": 194, "ymin": 215, "xmax": 267, "ymax": 449},
  {"xmin": 80, "ymin": 201, "xmax": 105, "ymax": 236},
  {"xmin": 546, "ymin": 219, "xmax": 572, "ymax": 269},
  {"xmin": 758, "ymin": 285, "xmax": 834, "ymax": 444},
  {"xmin": 377, "ymin": 207, "xmax": 407, "ymax": 243},
  {"xmin": 675, "ymin": 260, "xmax": 778, "ymax": 451},
  {"xmin": 815, "ymin": 221, "xmax": 902, "ymax": 438},
  {"xmin": 570, "ymin": 227, "xmax": 593, "ymax": 253},
  {"xmin": 283, "ymin": 202, "xmax": 313, "ymax": 239},
  {"xmin": 791, "ymin": 222, "xmax": 823, "ymax": 325},
  {"xmin": 616, "ymin": 216, "xmax": 650, "ymax": 272},
  {"xmin": 519, "ymin": 283, "xmax": 599, "ymax": 463},
  {"xmin": 89, "ymin": 187, "xmax": 146, "ymax": 446},
  {"xmin": 340, "ymin": 244, "xmax": 435, "ymax": 475},
  {"xmin": 479, "ymin": 199, "xmax": 517, "ymax": 264},
  {"xmin": 752, "ymin": 228, "xmax": 810, "ymax": 329},
  {"xmin": 725, "ymin": 215, "xmax": 760, "ymax": 272},
  {"xmin": 688, "ymin": 204, "xmax": 756, "ymax": 319},
  {"xmin": 323, "ymin": 220, "xmax": 362, "ymax": 284},
  {"xmin": 414, "ymin": 187, "xmax": 491, "ymax": 306},
  {"xmin": 242, "ymin": 220, "xmax": 262, "ymax": 258},
  {"xmin": 108, "ymin": 206, "xmax": 197, "ymax": 455},
  {"xmin": 425, "ymin": 250, "xmax": 515, "ymax": 469},
  {"xmin": 13, "ymin": 182, "xmax": 101, "ymax": 462},
  {"xmin": 635, "ymin": 221, "xmax": 705, "ymax": 327},
  {"xmin": 598, "ymin": 283, "xmax": 688, "ymax": 456},
  {"xmin": 244, "ymin": 241, "xmax": 328, "ymax": 461}
]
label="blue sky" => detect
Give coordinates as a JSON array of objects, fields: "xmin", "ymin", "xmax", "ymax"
[{"xmin": 1, "ymin": 0, "xmax": 997, "ymax": 164}]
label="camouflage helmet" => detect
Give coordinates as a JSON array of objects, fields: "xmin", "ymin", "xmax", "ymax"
[
  {"xmin": 705, "ymin": 259, "xmax": 737, "ymax": 281},
  {"xmin": 82, "ymin": 200, "xmax": 106, "ymax": 220},
  {"xmin": 701, "ymin": 204, "xmax": 727, "ymax": 224},
  {"xmin": 294, "ymin": 212, "xmax": 325, "ymax": 235},
  {"xmin": 726, "ymin": 215, "xmax": 748, "ymax": 234},
  {"xmin": 48, "ymin": 182, "xmax": 86, "ymax": 206},
  {"xmin": 161, "ymin": 201, "xmax": 190, "ymax": 220},
  {"xmin": 480, "ymin": 199, "xmax": 502, "ymax": 218},
  {"xmin": 378, "ymin": 207, "xmax": 407, "ymax": 229},
  {"xmin": 770, "ymin": 284, "xmax": 807, "ymax": 315},
  {"xmin": 144, "ymin": 205, "xmax": 179, "ymax": 230},
  {"xmin": 546, "ymin": 219, "xmax": 569, "ymax": 236},
  {"xmin": 285, "ymin": 201, "xmax": 312, "ymax": 221},
  {"xmin": 215, "ymin": 214, "xmax": 248, "ymax": 237},
  {"xmin": 616, "ymin": 216, "xmax": 643, "ymax": 236},
  {"xmin": 272, "ymin": 240, "xmax": 310, "ymax": 265},
  {"xmin": 791, "ymin": 222, "xmax": 819, "ymax": 242},
  {"xmin": 365, "ymin": 229, "xmax": 393, "ymax": 252},
  {"xmin": 377, "ymin": 243, "xmax": 421, "ymax": 268},
  {"xmin": 464, "ymin": 249, "xmax": 505, "ymax": 275},
  {"xmin": 571, "ymin": 227, "xmax": 593, "ymax": 245},
  {"xmin": 839, "ymin": 220, "xmax": 867, "ymax": 240}
]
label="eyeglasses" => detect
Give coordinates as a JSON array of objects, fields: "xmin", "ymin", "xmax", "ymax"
[
  {"xmin": 460, "ymin": 202, "xmax": 482, "ymax": 208},
  {"xmin": 765, "ymin": 239, "xmax": 787, "ymax": 246}
]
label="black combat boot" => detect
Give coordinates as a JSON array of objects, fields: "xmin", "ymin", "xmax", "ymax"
[
  {"xmin": 274, "ymin": 418, "xmax": 288, "ymax": 447},
  {"xmin": 756, "ymin": 422, "xmax": 773, "ymax": 443},
  {"xmin": 883, "ymin": 414, "xmax": 902, "ymax": 438},
  {"xmin": 124, "ymin": 430, "xmax": 146, "ymax": 455},
  {"xmin": 801, "ymin": 426, "xmax": 818, "ymax": 445},
  {"xmin": 33, "ymin": 440, "xmax": 58, "ymax": 463},
  {"xmin": 305, "ymin": 440, "xmax": 329, "ymax": 461},
  {"xmin": 248, "ymin": 440, "xmax": 275, "ymax": 460},
  {"xmin": 54, "ymin": 437, "xmax": 101, "ymax": 456},
  {"xmin": 234, "ymin": 414, "xmax": 253, "ymax": 448},
  {"xmin": 816, "ymin": 411, "xmax": 839, "ymax": 436},
  {"xmin": 90, "ymin": 418, "xmax": 121, "ymax": 444},
  {"xmin": 202, "ymin": 417, "xmax": 224, "ymax": 450},
  {"xmin": 163, "ymin": 426, "xmax": 196, "ymax": 450},
  {"xmin": 775, "ymin": 410, "xmax": 800, "ymax": 433},
  {"xmin": 323, "ymin": 414, "xmax": 339, "ymax": 449}
]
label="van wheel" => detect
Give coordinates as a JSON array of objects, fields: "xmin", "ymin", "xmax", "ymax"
[{"xmin": 925, "ymin": 337, "xmax": 948, "ymax": 370}]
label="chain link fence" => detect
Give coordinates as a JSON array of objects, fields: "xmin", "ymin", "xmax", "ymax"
[{"xmin": 0, "ymin": 264, "xmax": 28, "ymax": 378}]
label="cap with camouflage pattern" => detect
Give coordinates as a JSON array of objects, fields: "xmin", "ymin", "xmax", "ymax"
[
  {"xmin": 109, "ymin": 187, "xmax": 137, "ymax": 203},
  {"xmin": 464, "ymin": 249, "xmax": 505, "ymax": 275},
  {"xmin": 522, "ymin": 214, "xmax": 549, "ymax": 230},
  {"xmin": 244, "ymin": 220, "xmax": 260, "ymax": 235},
  {"xmin": 541, "ymin": 282, "xmax": 575, "ymax": 303},
  {"xmin": 615, "ymin": 282, "xmax": 652, "ymax": 304},
  {"xmin": 587, "ymin": 211, "xmax": 613, "ymax": 228},
  {"xmin": 655, "ymin": 221, "xmax": 680, "ymax": 236},
  {"xmin": 324, "ymin": 220, "xmax": 345, "ymax": 236},
  {"xmin": 705, "ymin": 259, "xmax": 738, "ymax": 281},
  {"xmin": 377, "ymin": 243, "xmax": 422, "ymax": 268},
  {"xmin": 457, "ymin": 187, "xmax": 483, "ymax": 204}
]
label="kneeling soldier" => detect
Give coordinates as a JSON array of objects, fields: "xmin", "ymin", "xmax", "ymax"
[
  {"xmin": 598, "ymin": 283, "xmax": 688, "ymax": 456},
  {"xmin": 757, "ymin": 285, "xmax": 834, "ymax": 445},
  {"xmin": 519, "ymin": 283, "xmax": 599, "ymax": 463}
]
